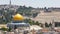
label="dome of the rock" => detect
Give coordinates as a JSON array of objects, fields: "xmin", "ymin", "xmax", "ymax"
[{"xmin": 13, "ymin": 13, "xmax": 24, "ymax": 21}]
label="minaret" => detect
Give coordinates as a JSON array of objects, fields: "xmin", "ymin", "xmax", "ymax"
[
  {"xmin": 9, "ymin": 0, "xmax": 16, "ymax": 14},
  {"xmin": 9, "ymin": 0, "xmax": 11, "ymax": 11},
  {"xmin": 10, "ymin": 0, "xmax": 11, "ymax": 5},
  {"xmin": 9, "ymin": 0, "xmax": 11, "ymax": 8}
]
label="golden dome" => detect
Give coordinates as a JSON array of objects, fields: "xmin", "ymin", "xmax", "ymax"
[{"xmin": 13, "ymin": 13, "xmax": 24, "ymax": 21}]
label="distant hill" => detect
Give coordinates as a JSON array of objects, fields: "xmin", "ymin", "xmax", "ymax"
[
  {"xmin": 0, "ymin": 5, "xmax": 40, "ymax": 24},
  {"xmin": 0, "ymin": 5, "xmax": 60, "ymax": 24}
]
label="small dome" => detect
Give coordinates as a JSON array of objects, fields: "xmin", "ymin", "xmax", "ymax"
[{"xmin": 13, "ymin": 13, "xmax": 24, "ymax": 21}]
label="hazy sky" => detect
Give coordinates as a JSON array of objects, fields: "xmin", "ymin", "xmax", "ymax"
[{"xmin": 0, "ymin": 0, "xmax": 60, "ymax": 8}]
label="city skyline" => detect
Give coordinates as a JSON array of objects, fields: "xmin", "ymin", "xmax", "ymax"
[{"xmin": 0, "ymin": 0, "xmax": 60, "ymax": 8}]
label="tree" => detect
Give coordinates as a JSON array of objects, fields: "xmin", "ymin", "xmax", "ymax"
[
  {"xmin": 45, "ymin": 23, "xmax": 49, "ymax": 27},
  {"xmin": 17, "ymin": 6, "xmax": 33, "ymax": 17},
  {"xmin": 24, "ymin": 19, "xmax": 36, "ymax": 25},
  {"xmin": 35, "ymin": 21, "xmax": 39, "ymax": 25},
  {"xmin": 8, "ymin": 27, "xmax": 12, "ymax": 32},
  {"xmin": 49, "ymin": 23, "xmax": 52, "ymax": 27},
  {"xmin": 33, "ymin": 13, "xmax": 38, "ymax": 17},
  {"xmin": 0, "ymin": 27, "xmax": 8, "ymax": 31}
]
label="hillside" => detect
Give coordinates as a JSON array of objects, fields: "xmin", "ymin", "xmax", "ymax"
[{"xmin": 0, "ymin": 5, "xmax": 39, "ymax": 24}]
